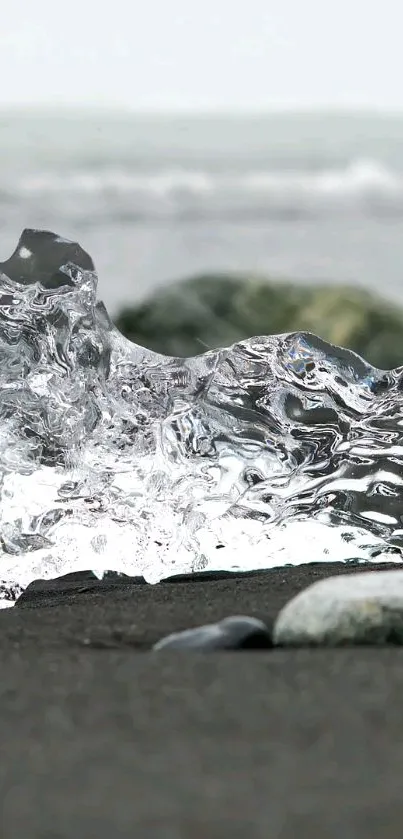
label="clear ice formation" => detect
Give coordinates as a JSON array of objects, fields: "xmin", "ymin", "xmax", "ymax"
[{"xmin": 0, "ymin": 229, "xmax": 402, "ymax": 605}]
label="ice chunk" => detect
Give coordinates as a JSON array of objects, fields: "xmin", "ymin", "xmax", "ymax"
[{"xmin": 0, "ymin": 229, "xmax": 402, "ymax": 604}]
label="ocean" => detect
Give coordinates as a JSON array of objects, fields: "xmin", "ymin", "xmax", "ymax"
[{"xmin": 1, "ymin": 110, "xmax": 403, "ymax": 316}]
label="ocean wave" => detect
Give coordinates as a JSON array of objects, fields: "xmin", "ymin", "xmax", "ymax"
[
  {"xmin": 12, "ymin": 159, "xmax": 400, "ymax": 194},
  {"xmin": 3, "ymin": 159, "xmax": 403, "ymax": 221}
]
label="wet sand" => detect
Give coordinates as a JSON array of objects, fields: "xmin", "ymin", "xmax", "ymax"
[{"xmin": 1, "ymin": 562, "xmax": 403, "ymax": 837}]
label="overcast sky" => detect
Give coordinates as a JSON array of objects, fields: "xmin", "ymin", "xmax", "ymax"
[{"xmin": 0, "ymin": 0, "xmax": 402, "ymax": 111}]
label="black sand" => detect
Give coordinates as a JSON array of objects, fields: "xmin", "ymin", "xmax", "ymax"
[{"xmin": 1, "ymin": 562, "xmax": 403, "ymax": 837}]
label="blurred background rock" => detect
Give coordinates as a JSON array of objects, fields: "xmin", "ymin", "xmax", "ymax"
[{"xmin": 115, "ymin": 276, "xmax": 403, "ymax": 369}]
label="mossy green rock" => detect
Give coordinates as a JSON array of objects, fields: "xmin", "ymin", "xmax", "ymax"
[{"xmin": 114, "ymin": 274, "xmax": 403, "ymax": 369}]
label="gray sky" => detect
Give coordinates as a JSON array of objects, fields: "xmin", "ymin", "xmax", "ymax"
[{"xmin": 1, "ymin": 0, "xmax": 402, "ymax": 111}]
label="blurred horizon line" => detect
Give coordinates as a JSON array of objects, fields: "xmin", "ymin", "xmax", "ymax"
[{"xmin": 2, "ymin": 104, "xmax": 403, "ymax": 119}]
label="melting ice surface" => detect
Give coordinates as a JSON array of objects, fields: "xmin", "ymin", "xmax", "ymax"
[{"xmin": 1, "ymin": 229, "xmax": 403, "ymax": 606}]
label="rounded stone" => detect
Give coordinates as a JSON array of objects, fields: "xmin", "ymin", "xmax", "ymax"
[
  {"xmin": 273, "ymin": 569, "xmax": 403, "ymax": 646},
  {"xmin": 154, "ymin": 615, "xmax": 272, "ymax": 651}
]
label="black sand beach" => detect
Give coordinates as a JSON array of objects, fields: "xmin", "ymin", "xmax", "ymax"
[{"xmin": 1, "ymin": 562, "xmax": 403, "ymax": 837}]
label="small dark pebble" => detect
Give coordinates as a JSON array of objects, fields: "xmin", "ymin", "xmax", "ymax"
[{"xmin": 153, "ymin": 615, "xmax": 272, "ymax": 651}]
